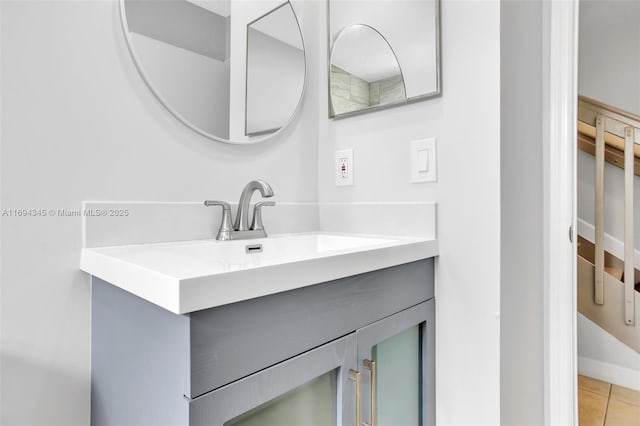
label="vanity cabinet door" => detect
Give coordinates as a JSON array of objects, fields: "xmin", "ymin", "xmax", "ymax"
[
  {"xmin": 356, "ymin": 300, "xmax": 435, "ymax": 426},
  {"xmin": 189, "ymin": 333, "xmax": 359, "ymax": 426}
]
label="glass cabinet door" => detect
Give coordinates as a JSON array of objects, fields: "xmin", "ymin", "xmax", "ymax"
[
  {"xmin": 356, "ymin": 300, "xmax": 435, "ymax": 426},
  {"xmin": 189, "ymin": 333, "xmax": 358, "ymax": 426}
]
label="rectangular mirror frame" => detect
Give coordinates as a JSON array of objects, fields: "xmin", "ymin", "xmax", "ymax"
[{"xmin": 327, "ymin": 0, "xmax": 442, "ymax": 119}]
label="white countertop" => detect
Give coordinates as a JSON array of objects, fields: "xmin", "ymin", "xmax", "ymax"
[{"xmin": 81, "ymin": 232, "xmax": 438, "ymax": 314}]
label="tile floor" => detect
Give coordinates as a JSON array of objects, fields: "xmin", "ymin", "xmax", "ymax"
[{"xmin": 578, "ymin": 375, "xmax": 640, "ymax": 426}]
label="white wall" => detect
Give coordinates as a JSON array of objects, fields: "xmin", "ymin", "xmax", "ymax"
[
  {"xmin": 499, "ymin": 0, "xmax": 545, "ymax": 424},
  {"xmin": 319, "ymin": 1, "xmax": 502, "ymax": 424},
  {"xmin": 579, "ymin": 0, "xmax": 640, "ymax": 116},
  {"xmin": 0, "ymin": 1, "xmax": 320, "ymax": 425},
  {"xmin": 577, "ymin": 0, "xmax": 640, "ymax": 380}
]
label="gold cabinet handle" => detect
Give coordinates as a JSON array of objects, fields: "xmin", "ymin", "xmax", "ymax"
[
  {"xmin": 348, "ymin": 369, "xmax": 361, "ymax": 426},
  {"xmin": 363, "ymin": 359, "xmax": 376, "ymax": 426}
]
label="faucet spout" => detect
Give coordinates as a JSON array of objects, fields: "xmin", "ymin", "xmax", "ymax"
[{"xmin": 234, "ymin": 180, "xmax": 274, "ymax": 231}]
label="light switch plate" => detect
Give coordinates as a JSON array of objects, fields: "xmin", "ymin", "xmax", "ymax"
[
  {"xmin": 335, "ymin": 148, "xmax": 354, "ymax": 186},
  {"xmin": 411, "ymin": 138, "xmax": 437, "ymax": 183}
]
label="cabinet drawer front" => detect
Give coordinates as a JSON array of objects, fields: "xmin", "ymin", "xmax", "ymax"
[
  {"xmin": 188, "ymin": 259, "xmax": 434, "ymax": 397},
  {"xmin": 189, "ymin": 334, "xmax": 357, "ymax": 426}
]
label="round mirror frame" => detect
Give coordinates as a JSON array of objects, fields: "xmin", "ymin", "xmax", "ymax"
[{"xmin": 119, "ymin": 0, "xmax": 308, "ymax": 145}]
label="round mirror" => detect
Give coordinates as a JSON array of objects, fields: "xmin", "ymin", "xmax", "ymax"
[
  {"xmin": 120, "ymin": 0, "xmax": 306, "ymax": 144},
  {"xmin": 329, "ymin": 24, "xmax": 406, "ymax": 118}
]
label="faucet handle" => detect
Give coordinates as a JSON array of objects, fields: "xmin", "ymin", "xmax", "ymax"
[
  {"xmin": 204, "ymin": 201, "xmax": 233, "ymax": 240},
  {"xmin": 250, "ymin": 201, "xmax": 275, "ymax": 232},
  {"xmin": 204, "ymin": 200, "xmax": 230, "ymax": 208}
]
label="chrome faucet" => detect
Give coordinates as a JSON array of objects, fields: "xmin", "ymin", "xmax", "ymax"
[
  {"xmin": 204, "ymin": 180, "xmax": 275, "ymax": 241},
  {"xmin": 234, "ymin": 180, "xmax": 274, "ymax": 231}
]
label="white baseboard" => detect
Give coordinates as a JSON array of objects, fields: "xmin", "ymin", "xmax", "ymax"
[{"xmin": 578, "ymin": 356, "xmax": 640, "ymax": 391}]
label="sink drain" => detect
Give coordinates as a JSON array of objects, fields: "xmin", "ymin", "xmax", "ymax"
[{"xmin": 245, "ymin": 244, "xmax": 263, "ymax": 254}]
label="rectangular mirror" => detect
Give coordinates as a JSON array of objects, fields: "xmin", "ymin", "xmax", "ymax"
[{"xmin": 328, "ymin": 0, "xmax": 441, "ymax": 118}]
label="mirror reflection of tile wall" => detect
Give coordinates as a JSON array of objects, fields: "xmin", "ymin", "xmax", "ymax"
[{"xmin": 330, "ymin": 65, "xmax": 406, "ymax": 116}]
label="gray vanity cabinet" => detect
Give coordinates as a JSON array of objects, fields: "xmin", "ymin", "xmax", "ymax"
[
  {"xmin": 190, "ymin": 300, "xmax": 435, "ymax": 426},
  {"xmin": 91, "ymin": 259, "xmax": 435, "ymax": 426}
]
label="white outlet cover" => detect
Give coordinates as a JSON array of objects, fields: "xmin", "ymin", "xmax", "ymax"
[
  {"xmin": 335, "ymin": 149, "xmax": 354, "ymax": 186},
  {"xmin": 411, "ymin": 138, "xmax": 436, "ymax": 183}
]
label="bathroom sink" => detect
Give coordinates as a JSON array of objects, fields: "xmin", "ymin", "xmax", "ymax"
[{"xmin": 81, "ymin": 232, "xmax": 438, "ymax": 314}]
